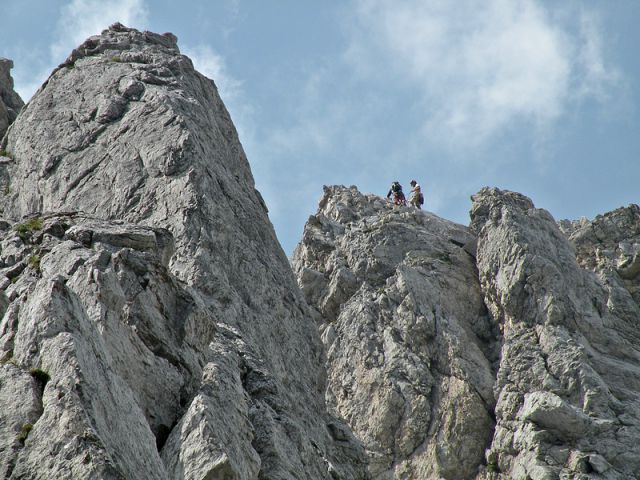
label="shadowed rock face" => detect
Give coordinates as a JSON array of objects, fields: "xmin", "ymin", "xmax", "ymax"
[
  {"xmin": 0, "ymin": 58, "xmax": 24, "ymax": 140},
  {"xmin": 295, "ymin": 186, "xmax": 640, "ymax": 480},
  {"xmin": 0, "ymin": 24, "xmax": 367, "ymax": 480}
]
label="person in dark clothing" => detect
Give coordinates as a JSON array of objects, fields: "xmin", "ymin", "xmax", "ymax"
[{"xmin": 387, "ymin": 181, "xmax": 406, "ymax": 206}]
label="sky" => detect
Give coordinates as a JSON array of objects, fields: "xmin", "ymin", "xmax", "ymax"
[{"xmin": 1, "ymin": 0, "xmax": 639, "ymax": 255}]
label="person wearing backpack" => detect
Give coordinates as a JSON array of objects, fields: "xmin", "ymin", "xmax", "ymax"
[
  {"xmin": 386, "ymin": 181, "xmax": 406, "ymax": 206},
  {"xmin": 409, "ymin": 179, "xmax": 423, "ymax": 209}
]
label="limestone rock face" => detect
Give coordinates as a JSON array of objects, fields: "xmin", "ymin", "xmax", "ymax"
[
  {"xmin": 0, "ymin": 58, "xmax": 24, "ymax": 140},
  {"xmin": 471, "ymin": 188, "xmax": 640, "ymax": 479},
  {"xmin": 293, "ymin": 186, "xmax": 499, "ymax": 479},
  {"xmin": 295, "ymin": 186, "xmax": 640, "ymax": 479},
  {"xmin": 0, "ymin": 25, "xmax": 366, "ymax": 480}
]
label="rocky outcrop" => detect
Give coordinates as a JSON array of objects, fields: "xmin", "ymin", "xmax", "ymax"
[
  {"xmin": 0, "ymin": 25, "xmax": 366, "ymax": 480},
  {"xmin": 294, "ymin": 186, "xmax": 640, "ymax": 479},
  {"xmin": 1, "ymin": 214, "xmax": 204, "ymax": 479},
  {"xmin": 293, "ymin": 186, "xmax": 500, "ymax": 479},
  {"xmin": 471, "ymin": 188, "xmax": 640, "ymax": 479},
  {"xmin": 0, "ymin": 58, "xmax": 24, "ymax": 140}
]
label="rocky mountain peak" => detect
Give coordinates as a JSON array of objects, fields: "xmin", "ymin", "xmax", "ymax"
[
  {"xmin": 295, "ymin": 185, "xmax": 640, "ymax": 479},
  {"xmin": 2, "ymin": 22, "xmax": 640, "ymax": 480},
  {"xmin": 0, "ymin": 26, "xmax": 367, "ymax": 480},
  {"xmin": 294, "ymin": 186, "xmax": 498, "ymax": 478}
]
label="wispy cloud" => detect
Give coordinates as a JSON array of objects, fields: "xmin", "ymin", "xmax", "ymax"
[
  {"xmin": 263, "ymin": 68, "xmax": 350, "ymax": 156},
  {"xmin": 181, "ymin": 45, "xmax": 242, "ymax": 102},
  {"xmin": 575, "ymin": 10, "xmax": 622, "ymax": 102},
  {"xmin": 345, "ymin": 0, "xmax": 622, "ymax": 149},
  {"xmin": 11, "ymin": 0, "xmax": 149, "ymax": 101},
  {"xmin": 51, "ymin": 0, "xmax": 149, "ymax": 62}
]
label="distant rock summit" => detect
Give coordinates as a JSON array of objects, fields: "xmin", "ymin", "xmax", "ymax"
[
  {"xmin": 0, "ymin": 58, "xmax": 24, "ymax": 139},
  {"xmin": 1, "ymin": 22, "xmax": 640, "ymax": 480}
]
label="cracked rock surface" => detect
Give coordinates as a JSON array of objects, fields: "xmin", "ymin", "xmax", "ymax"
[
  {"xmin": 295, "ymin": 186, "xmax": 640, "ymax": 479},
  {"xmin": 472, "ymin": 188, "xmax": 640, "ymax": 480},
  {"xmin": 3, "ymin": 20, "xmax": 640, "ymax": 480},
  {"xmin": 0, "ymin": 25, "xmax": 366, "ymax": 480},
  {"xmin": 293, "ymin": 186, "xmax": 499, "ymax": 479}
]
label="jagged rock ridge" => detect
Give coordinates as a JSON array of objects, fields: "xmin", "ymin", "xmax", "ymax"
[
  {"xmin": 294, "ymin": 186, "xmax": 640, "ymax": 479},
  {"xmin": 0, "ymin": 25, "xmax": 366, "ymax": 480}
]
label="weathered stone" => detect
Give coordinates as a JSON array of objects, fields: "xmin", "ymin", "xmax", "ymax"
[
  {"xmin": 471, "ymin": 187, "xmax": 640, "ymax": 480},
  {"xmin": 0, "ymin": 363, "xmax": 43, "ymax": 478},
  {"xmin": 295, "ymin": 185, "xmax": 640, "ymax": 479},
  {"xmin": 293, "ymin": 186, "xmax": 498, "ymax": 479},
  {"xmin": 518, "ymin": 391, "xmax": 591, "ymax": 439},
  {"xmin": 95, "ymin": 94, "xmax": 128, "ymax": 123},
  {"xmin": 4, "ymin": 19, "xmax": 640, "ymax": 480},
  {"xmin": 0, "ymin": 25, "xmax": 367, "ymax": 480}
]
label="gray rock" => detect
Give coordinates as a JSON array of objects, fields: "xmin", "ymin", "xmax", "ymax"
[
  {"xmin": 518, "ymin": 391, "xmax": 591, "ymax": 439},
  {"xmin": 471, "ymin": 187, "xmax": 640, "ymax": 480},
  {"xmin": 293, "ymin": 186, "xmax": 499, "ymax": 479},
  {"xmin": 0, "ymin": 58, "xmax": 24, "ymax": 140},
  {"xmin": 5, "ymin": 19, "xmax": 640, "ymax": 480},
  {"xmin": 0, "ymin": 363, "xmax": 44, "ymax": 478},
  {"xmin": 0, "ymin": 25, "xmax": 367, "ymax": 480},
  {"xmin": 295, "ymin": 185, "xmax": 640, "ymax": 480}
]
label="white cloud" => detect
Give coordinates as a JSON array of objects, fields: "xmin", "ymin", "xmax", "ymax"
[
  {"xmin": 4, "ymin": 0, "xmax": 149, "ymax": 101},
  {"xmin": 346, "ymin": 0, "xmax": 622, "ymax": 148},
  {"xmin": 51, "ymin": 0, "xmax": 149, "ymax": 62},
  {"xmin": 575, "ymin": 10, "xmax": 622, "ymax": 102}
]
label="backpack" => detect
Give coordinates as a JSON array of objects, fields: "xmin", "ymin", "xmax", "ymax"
[
  {"xmin": 391, "ymin": 182, "xmax": 402, "ymax": 193},
  {"xmin": 419, "ymin": 193, "xmax": 424, "ymax": 205}
]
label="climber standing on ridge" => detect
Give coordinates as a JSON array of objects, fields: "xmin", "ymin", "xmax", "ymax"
[
  {"xmin": 387, "ymin": 181, "xmax": 407, "ymax": 206},
  {"xmin": 409, "ymin": 179, "xmax": 424, "ymax": 209}
]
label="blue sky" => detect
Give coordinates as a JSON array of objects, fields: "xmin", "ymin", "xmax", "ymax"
[{"xmin": 2, "ymin": 1, "xmax": 639, "ymax": 255}]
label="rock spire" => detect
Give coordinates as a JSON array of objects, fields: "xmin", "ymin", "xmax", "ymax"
[{"xmin": 0, "ymin": 24, "xmax": 366, "ymax": 480}]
